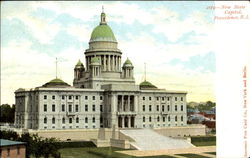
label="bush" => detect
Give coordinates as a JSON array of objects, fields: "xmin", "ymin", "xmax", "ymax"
[{"xmin": 60, "ymin": 141, "xmax": 96, "ymax": 148}]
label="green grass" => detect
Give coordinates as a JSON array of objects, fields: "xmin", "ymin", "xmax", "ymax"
[
  {"xmin": 192, "ymin": 141, "xmax": 216, "ymax": 146},
  {"xmin": 205, "ymin": 152, "xmax": 216, "ymax": 155},
  {"xmin": 59, "ymin": 147, "xmax": 178, "ymax": 158},
  {"xmin": 176, "ymin": 153, "xmax": 211, "ymax": 158}
]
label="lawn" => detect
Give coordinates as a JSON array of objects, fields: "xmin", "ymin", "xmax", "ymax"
[
  {"xmin": 176, "ymin": 153, "xmax": 211, "ymax": 158},
  {"xmin": 59, "ymin": 147, "xmax": 177, "ymax": 158},
  {"xmin": 192, "ymin": 141, "xmax": 216, "ymax": 146}
]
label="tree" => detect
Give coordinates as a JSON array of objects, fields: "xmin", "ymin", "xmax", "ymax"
[{"xmin": 0, "ymin": 104, "xmax": 15, "ymax": 123}]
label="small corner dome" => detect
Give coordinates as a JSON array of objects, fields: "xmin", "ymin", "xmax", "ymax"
[
  {"xmin": 75, "ymin": 60, "xmax": 84, "ymax": 68},
  {"xmin": 139, "ymin": 80, "xmax": 157, "ymax": 89},
  {"xmin": 123, "ymin": 58, "xmax": 133, "ymax": 67},
  {"xmin": 42, "ymin": 78, "xmax": 71, "ymax": 88}
]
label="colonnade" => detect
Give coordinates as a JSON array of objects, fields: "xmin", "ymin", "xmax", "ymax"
[
  {"xmin": 117, "ymin": 95, "xmax": 134, "ymax": 112},
  {"xmin": 86, "ymin": 55, "xmax": 121, "ymax": 71},
  {"xmin": 118, "ymin": 116, "xmax": 135, "ymax": 128}
]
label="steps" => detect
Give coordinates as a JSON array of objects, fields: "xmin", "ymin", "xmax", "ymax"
[{"xmin": 120, "ymin": 129, "xmax": 194, "ymax": 151}]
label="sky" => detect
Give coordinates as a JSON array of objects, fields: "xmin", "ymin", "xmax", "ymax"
[{"xmin": 1, "ymin": 1, "xmax": 216, "ymax": 105}]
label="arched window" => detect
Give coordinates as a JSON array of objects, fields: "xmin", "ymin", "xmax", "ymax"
[
  {"xmin": 175, "ymin": 116, "xmax": 178, "ymax": 122},
  {"xmin": 181, "ymin": 116, "xmax": 183, "ymax": 121},
  {"xmin": 149, "ymin": 116, "xmax": 152, "ymax": 122},
  {"xmin": 85, "ymin": 117, "xmax": 88, "ymax": 123},
  {"xmin": 163, "ymin": 117, "xmax": 165, "ymax": 122},
  {"xmin": 76, "ymin": 117, "xmax": 79, "ymax": 123},
  {"xmin": 157, "ymin": 116, "xmax": 160, "ymax": 122},
  {"xmin": 44, "ymin": 117, "xmax": 47, "ymax": 124},
  {"xmin": 62, "ymin": 117, "xmax": 65, "ymax": 124},
  {"xmin": 143, "ymin": 116, "xmax": 145, "ymax": 122},
  {"xmin": 52, "ymin": 117, "xmax": 55, "ymax": 124},
  {"xmin": 168, "ymin": 116, "xmax": 170, "ymax": 121},
  {"xmin": 92, "ymin": 117, "xmax": 95, "ymax": 123}
]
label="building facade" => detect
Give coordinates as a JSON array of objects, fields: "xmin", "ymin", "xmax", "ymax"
[
  {"xmin": 14, "ymin": 10, "xmax": 187, "ymax": 130},
  {"xmin": 0, "ymin": 139, "xmax": 26, "ymax": 158}
]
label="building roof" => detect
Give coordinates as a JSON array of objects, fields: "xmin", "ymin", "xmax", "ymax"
[
  {"xmin": 75, "ymin": 59, "xmax": 84, "ymax": 68},
  {"xmin": 90, "ymin": 12, "xmax": 117, "ymax": 42},
  {"xmin": 42, "ymin": 78, "xmax": 71, "ymax": 88},
  {"xmin": 0, "ymin": 139, "xmax": 26, "ymax": 147},
  {"xmin": 139, "ymin": 80, "xmax": 158, "ymax": 89},
  {"xmin": 123, "ymin": 58, "xmax": 133, "ymax": 67}
]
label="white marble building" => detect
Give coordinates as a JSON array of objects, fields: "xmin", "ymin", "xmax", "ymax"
[{"xmin": 14, "ymin": 10, "xmax": 187, "ymax": 130}]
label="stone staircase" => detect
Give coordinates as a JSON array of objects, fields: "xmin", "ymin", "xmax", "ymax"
[{"xmin": 120, "ymin": 129, "xmax": 194, "ymax": 151}]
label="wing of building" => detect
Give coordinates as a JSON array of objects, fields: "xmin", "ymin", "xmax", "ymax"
[{"xmin": 14, "ymin": 10, "xmax": 188, "ymax": 130}]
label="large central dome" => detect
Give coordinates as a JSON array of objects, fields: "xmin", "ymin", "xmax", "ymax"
[{"xmin": 90, "ymin": 12, "xmax": 117, "ymax": 42}]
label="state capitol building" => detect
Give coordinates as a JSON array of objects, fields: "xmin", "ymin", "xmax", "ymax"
[{"xmin": 14, "ymin": 10, "xmax": 188, "ymax": 131}]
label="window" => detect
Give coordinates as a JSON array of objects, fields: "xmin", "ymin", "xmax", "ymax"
[
  {"xmin": 175, "ymin": 105, "xmax": 177, "ymax": 111},
  {"xmin": 44, "ymin": 104, "xmax": 47, "ymax": 112},
  {"xmin": 52, "ymin": 117, "xmax": 55, "ymax": 124},
  {"xmin": 167, "ymin": 97, "xmax": 170, "ymax": 101},
  {"xmin": 69, "ymin": 96, "xmax": 72, "ymax": 100},
  {"xmin": 175, "ymin": 97, "xmax": 177, "ymax": 101},
  {"xmin": 76, "ymin": 117, "xmax": 79, "ymax": 123},
  {"xmin": 62, "ymin": 95, "xmax": 65, "ymax": 100},
  {"xmin": 69, "ymin": 105, "xmax": 72, "ymax": 112},
  {"xmin": 62, "ymin": 118, "xmax": 65, "ymax": 124},
  {"xmin": 149, "ymin": 105, "xmax": 152, "ymax": 111},
  {"xmin": 149, "ymin": 97, "xmax": 151, "ymax": 100},
  {"xmin": 181, "ymin": 97, "xmax": 183, "ymax": 101},
  {"xmin": 149, "ymin": 117, "xmax": 152, "ymax": 122},
  {"xmin": 85, "ymin": 117, "xmax": 88, "ymax": 123},
  {"xmin": 92, "ymin": 117, "xmax": 95, "ymax": 123},
  {"xmin": 162, "ymin": 97, "xmax": 165, "ymax": 101},
  {"xmin": 52, "ymin": 95, "xmax": 55, "ymax": 100},
  {"xmin": 157, "ymin": 116, "xmax": 160, "ymax": 122},
  {"xmin": 163, "ymin": 117, "xmax": 165, "ymax": 122},
  {"xmin": 75, "ymin": 96, "xmax": 79, "ymax": 100},
  {"xmin": 62, "ymin": 104, "xmax": 65, "ymax": 112},
  {"xmin": 175, "ymin": 116, "xmax": 177, "ymax": 121},
  {"xmin": 162, "ymin": 105, "xmax": 165, "ymax": 112},
  {"xmin": 143, "ymin": 116, "xmax": 145, "ymax": 122},
  {"xmin": 69, "ymin": 118, "xmax": 72, "ymax": 123},
  {"xmin": 92, "ymin": 105, "xmax": 95, "ymax": 111},
  {"xmin": 7, "ymin": 148, "xmax": 10, "ymax": 156},
  {"xmin": 157, "ymin": 105, "xmax": 159, "ymax": 111},
  {"xmin": 181, "ymin": 116, "xmax": 183, "ymax": 121},
  {"xmin": 85, "ymin": 105, "xmax": 88, "ymax": 111},
  {"xmin": 92, "ymin": 96, "xmax": 95, "ymax": 100},
  {"xmin": 143, "ymin": 97, "xmax": 145, "ymax": 100},
  {"xmin": 100, "ymin": 105, "xmax": 103, "ymax": 112},
  {"xmin": 17, "ymin": 147, "xmax": 20, "ymax": 155},
  {"xmin": 100, "ymin": 96, "xmax": 103, "ymax": 100},
  {"xmin": 44, "ymin": 117, "xmax": 47, "ymax": 124},
  {"xmin": 44, "ymin": 95, "xmax": 47, "ymax": 99},
  {"xmin": 167, "ymin": 105, "xmax": 170, "ymax": 111},
  {"xmin": 52, "ymin": 104, "xmax": 55, "ymax": 112},
  {"xmin": 181, "ymin": 105, "xmax": 183, "ymax": 111},
  {"xmin": 75, "ymin": 105, "xmax": 79, "ymax": 112},
  {"xmin": 143, "ymin": 105, "xmax": 145, "ymax": 112},
  {"xmin": 85, "ymin": 96, "xmax": 88, "ymax": 100},
  {"xmin": 168, "ymin": 116, "xmax": 170, "ymax": 121},
  {"xmin": 156, "ymin": 97, "xmax": 159, "ymax": 101}
]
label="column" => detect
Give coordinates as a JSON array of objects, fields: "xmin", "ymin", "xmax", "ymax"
[
  {"xmin": 121, "ymin": 95, "xmax": 124, "ymax": 112},
  {"xmin": 128, "ymin": 117, "xmax": 131, "ymax": 128},
  {"xmin": 104, "ymin": 55, "xmax": 106, "ymax": 71},
  {"xmin": 128, "ymin": 95, "xmax": 130, "ymax": 111},
  {"xmin": 134, "ymin": 95, "xmax": 138, "ymax": 112},
  {"xmin": 121, "ymin": 116, "xmax": 124, "ymax": 128},
  {"xmin": 108, "ymin": 55, "xmax": 110, "ymax": 71}
]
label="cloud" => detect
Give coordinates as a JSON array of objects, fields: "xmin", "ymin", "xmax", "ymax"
[{"xmin": 1, "ymin": 1, "xmax": 215, "ymax": 104}]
